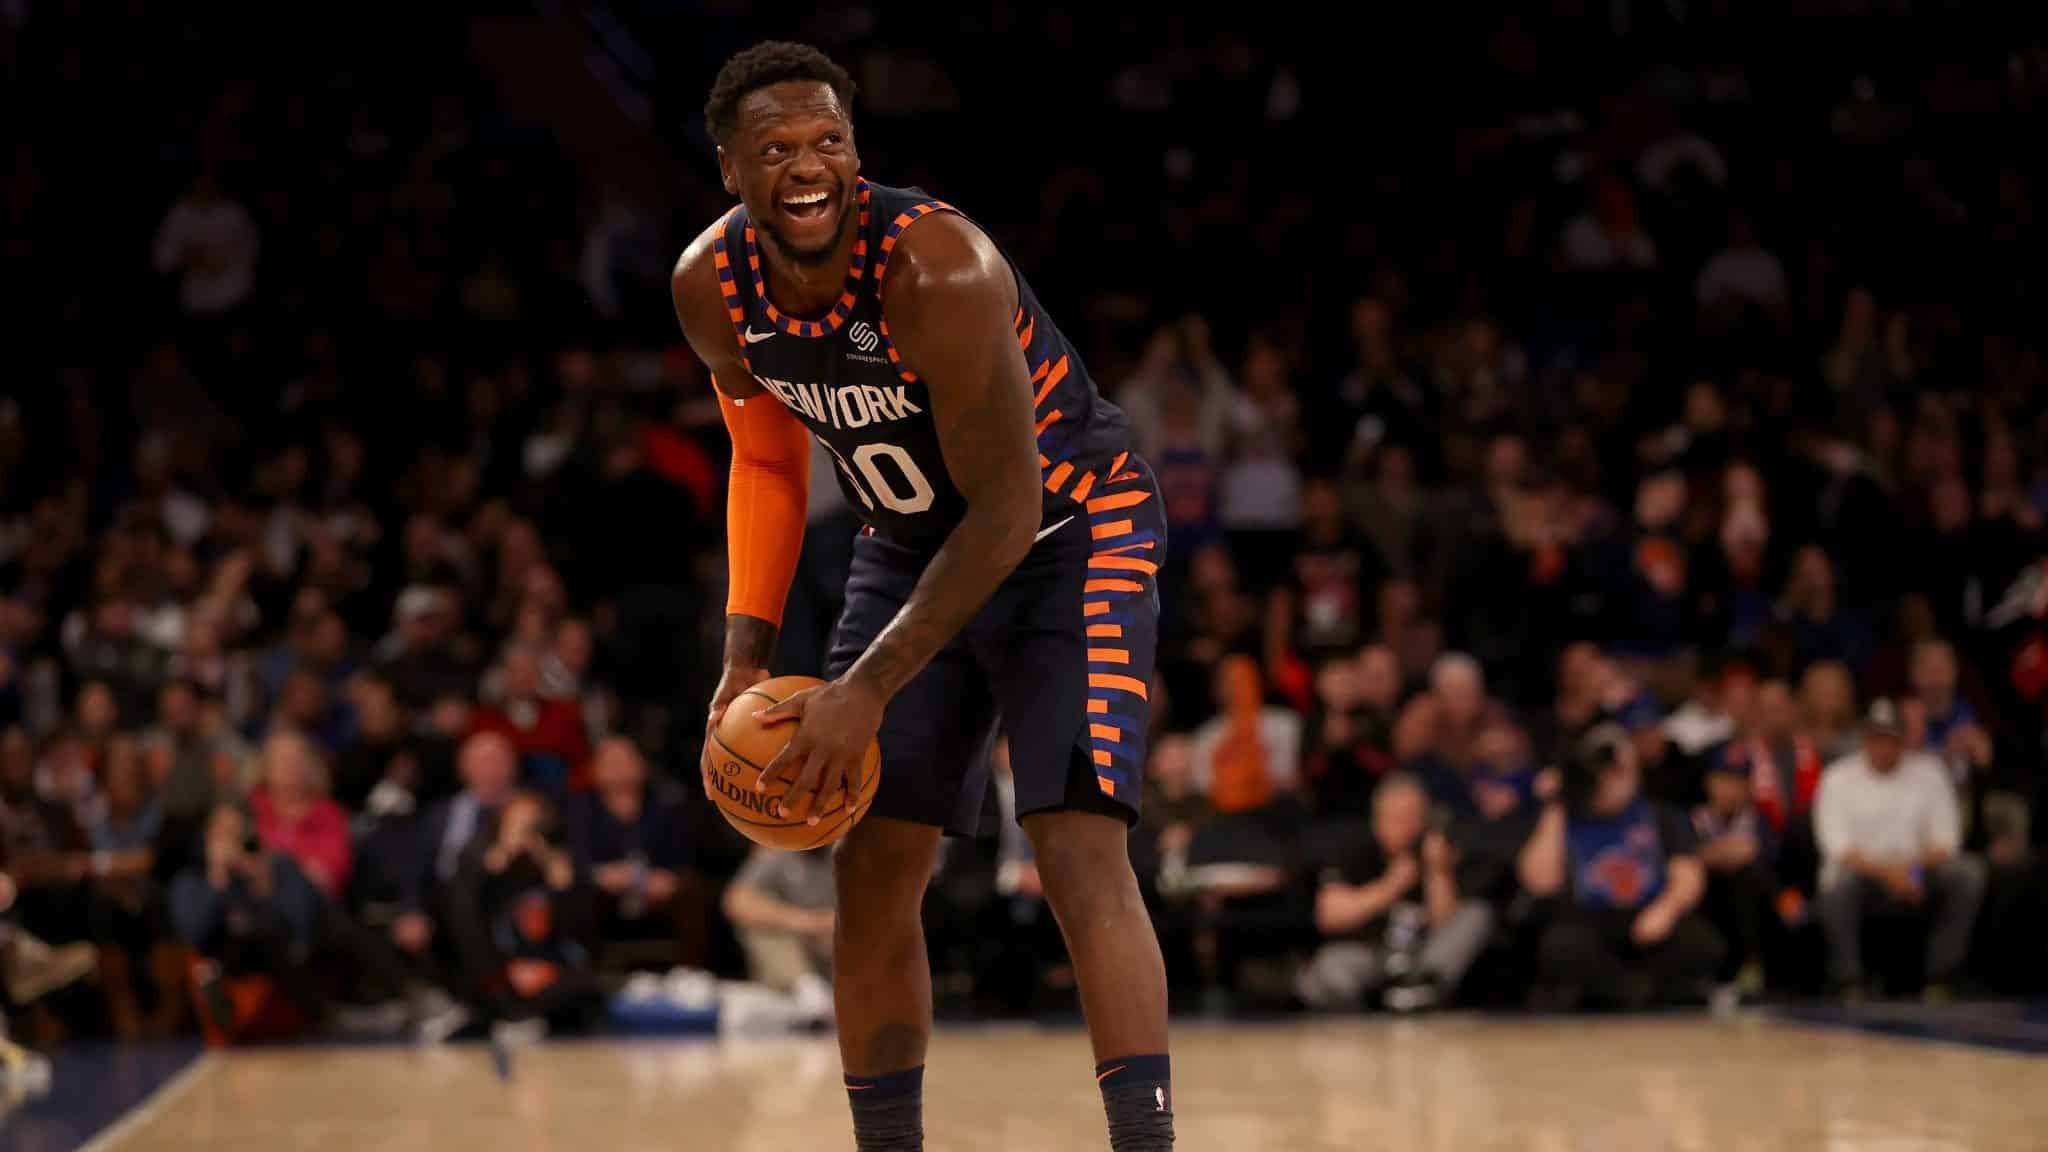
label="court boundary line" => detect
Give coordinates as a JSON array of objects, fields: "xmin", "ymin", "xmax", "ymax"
[{"xmin": 74, "ymin": 1051, "xmax": 214, "ymax": 1152}]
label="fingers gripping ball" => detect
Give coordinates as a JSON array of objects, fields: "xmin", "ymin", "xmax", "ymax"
[{"xmin": 706, "ymin": 675, "xmax": 881, "ymax": 850}]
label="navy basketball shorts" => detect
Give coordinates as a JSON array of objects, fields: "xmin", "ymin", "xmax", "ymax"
[{"xmin": 824, "ymin": 462, "xmax": 1166, "ymax": 835}]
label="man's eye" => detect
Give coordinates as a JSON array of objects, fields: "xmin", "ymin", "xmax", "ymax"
[
  {"xmin": 764, "ymin": 142, "xmax": 787, "ymax": 157},
  {"xmin": 823, "ymin": 133, "xmax": 844, "ymax": 146}
]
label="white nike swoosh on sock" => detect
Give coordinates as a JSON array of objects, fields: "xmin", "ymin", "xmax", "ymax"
[{"xmin": 1034, "ymin": 515, "xmax": 1075, "ymax": 543}]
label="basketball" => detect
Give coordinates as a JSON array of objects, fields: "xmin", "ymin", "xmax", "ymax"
[{"xmin": 705, "ymin": 674, "xmax": 881, "ymax": 850}]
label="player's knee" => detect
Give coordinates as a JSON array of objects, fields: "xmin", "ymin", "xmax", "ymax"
[
  {"xmin": 834, "ymin": 817, "xmax": 940, "ymax": 909},
  {"xmin": 1024, "ymin": 811, "xmax": 1136, "ymax": 914}
]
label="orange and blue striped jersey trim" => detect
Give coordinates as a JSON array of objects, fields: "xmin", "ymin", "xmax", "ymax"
[
  {"xmin": 871, "ymin": 199, "xmax": 955, "ymax": 385},
  {"xmin": 737, "ymin": 181, "xmax": 872, "ymax": 339}
]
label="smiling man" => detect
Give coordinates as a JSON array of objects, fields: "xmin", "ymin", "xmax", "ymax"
[{"xmin": 670, "ymin": 42, "xmax": 1174, "ymax": 1152}]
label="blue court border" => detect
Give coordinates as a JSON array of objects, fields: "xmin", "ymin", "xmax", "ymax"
[
  {"xmin": 0, "ymin": 1042, "xmax": 203, "ymax": 1152},
  {"xmin": 1771, "ymin": 1000, "xmax": 2048, "ymax": 1056}
]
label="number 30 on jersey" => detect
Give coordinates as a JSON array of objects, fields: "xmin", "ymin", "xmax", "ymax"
[{"xmin": 822, "ymin": 440, "xmax": 934, "ymax": 514}]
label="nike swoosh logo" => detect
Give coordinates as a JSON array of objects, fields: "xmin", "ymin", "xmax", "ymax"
[
  {"xmin": 744, "ymin": 327, "xmax": 774, "ymax": 344},
  {"xmin": 1034, "ymin": 515, "xmax": 1075, "ymax": 543}
]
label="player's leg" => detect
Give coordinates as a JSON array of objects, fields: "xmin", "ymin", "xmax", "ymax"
[
  {"xmin": 988, "ymin": 482, "xmax": 1174, "ymax": 1149},
  {"xmin": 831, "ymin": 815, "xmax": 942, "ymax": 1150},
  {"xmin": 824, "ymin": 532, "xmax": 998, "ymax": 1151},
  {"xmin": 1023, "ymin": 800, "xmax": 1169, "ymax": 1058}
]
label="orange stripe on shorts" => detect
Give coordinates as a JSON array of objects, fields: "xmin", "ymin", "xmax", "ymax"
[
  {"xmin": 1088, "ymin": 648, "xmax": 1130, "ymax": 664},
  {"xmin": 1036, "ymin": 410, "xmax": 1063, "ymax": 436},
  {"xmin": 1086, "ymin": 623, "xmax": 1123, "ymax": 638},
  {"xmin": 1069, "ymin": 472, "xmax": 1098, "ymax": 501},
  {"xmin": 1090, "ymin": 723, "xmax": 1121, "ymax": 743},
  {"xmin": 1088, "ymin": 673, "xmax": 1148, "ymax": 698},
  {"xmin": 1092, "ymin": 748, "xmax": 1114, "ymax": 766},
  {"xmin": 1086, "ymin": 489, "xmax": 1150, "ymax": 514},
  {"xmin": 1089, "ymin": 555, "xmax": 1158, "ymax": 575},
  {"xmin": 1087, "ymin": 699, "xmax": 1109, "ymax": 714},
  {"xmin": 1091, "ymin": 519, "xmax": 1133, "ymax": 540},
  {"xmin": 1096, "ymin": 776, "xmax": 1117, "ymax": 797},
  {"xmin": 1085, "ymin": 578, "xmax": 1145, "ymax": 594},
  {"xmin": 1044, "ymin": 460, "xmax": 1074, "ymax": 491},
  {"xmin": 1083, "ymin": 601, "xmax": 1110, "ymax": 617}
]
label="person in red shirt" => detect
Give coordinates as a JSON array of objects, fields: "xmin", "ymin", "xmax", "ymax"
[
  {"xmin": 248, "ymin": 727, "xmax": 352, "ymax": 903},
  {"xmin": 467, "ymin": 646, "xmax": 592, "ymax": 793}
]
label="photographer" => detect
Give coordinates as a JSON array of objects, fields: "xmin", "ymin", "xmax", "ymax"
[
  {"xmin": 168, "ymin": 800, "xmax": 330, "ymax": 1029},
  {"xmin": 441, "ymin": 790, "xmax": 599, "ymax": 1036},
  {"xmin": 1518, "ymin": 725, "xmax": 1723, "ymax": 1010}
]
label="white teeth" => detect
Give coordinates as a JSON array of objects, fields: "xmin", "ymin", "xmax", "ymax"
[{"xmin": 785, "ymin": 191, "xmax": 827, "ymax": 206}]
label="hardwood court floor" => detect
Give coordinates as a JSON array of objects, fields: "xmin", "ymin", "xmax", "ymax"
[{"xmin": 86, "ymin": 1016, "xmax": 2048, "ymax": 1151}]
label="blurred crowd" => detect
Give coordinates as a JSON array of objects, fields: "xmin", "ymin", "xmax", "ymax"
[{"xmin": 3, "ymin": 2, "xmax": 2046, "ymax": 1044}]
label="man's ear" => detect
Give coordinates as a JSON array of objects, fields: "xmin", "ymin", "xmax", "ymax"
[{"xmin": 717, "ymin": 146, "xmax": 737, "ymax": 197}]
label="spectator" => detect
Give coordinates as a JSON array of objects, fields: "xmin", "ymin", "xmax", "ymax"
[
  {"xmin": 1520, "ymin": 725, "xmax": 1722, "ymax": 1010},
  {"xmin": 1302, "ymin": 655, "xmax": 1397, "ymax": 817},
  {"xmin": 0, "ymin": 870, "xmax": 97, "ymax": 1016},
  {"xmin": 151, "ymin": 168, "xmax": 259, "ymax": 318},
  {"xmin": 1692, "ymin": 762, "xmax": 1780, "ymax": 993},
  {"xmin": 391, "ymin": 730, "xmax": 516, "ymax": 989},
  {"xmin": 468, "ymin": 646, "xmax": 591, "ymax": 794},
  {"xmin": 248, "ymin": 728, "xmax": 352, "ymax": 904},
  {"xmin": 81, "ymin": 737, "xmax": 176, "ymax": 1038},
  {"xmin": 1299, "ymin": 773, "xmax": 1494, "ymax": 1013},
  {"xmin": 722, "ymin": 845, "xmax": 835, "ymax": 998},
  {"xmin": 1273, "ymin": 478, "xmax": 1386, "ymax": 664},
  {"xmin": 443, "ymin": 790, "xmax": 599, "ymax": 1036},
  {"xmin": 169, "ymin": 800, "xmax": 330, "ymax": 1031},
  {"xmin": 1813, "ymin": 699, "xmax": 1986, "ymax": 997},
  {"xmin": 1798, "ymin": 660, "xmax": 1859, "ymax": 761},
  {"xmin": 0, "ymin": 727, "xmax": 90, "ymax": 947},
  {"xmin": 1189, "ymin": 656, "xmax": 1301, "ymax": 815},
  {"xmin": 1774, "ymin": 545, "xmax": 1869, "ymax": 675},
  {"xmin": 567, "ymin": 738, "xmax": 700, "ymax": 968},
  {"xmin": 1907, "ymin": 638, "xmax": 1993, "ymax": 788},
  {"xmin": 1399, "ymin": 653, "xmax": 1498, "ymax": 817},
  {"xmin": 1694, "ymin": 214, "xmax": 1787, "ymax": 316}
]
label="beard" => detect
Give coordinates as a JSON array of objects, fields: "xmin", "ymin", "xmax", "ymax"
[{"xmin": 756, "ymin": 196, "xmax": 851, "ymax": 268}]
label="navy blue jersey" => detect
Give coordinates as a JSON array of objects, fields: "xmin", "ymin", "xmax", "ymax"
[{"xmin": 710, "ymin": 179, "xmax": 1137, "ymax": 551}]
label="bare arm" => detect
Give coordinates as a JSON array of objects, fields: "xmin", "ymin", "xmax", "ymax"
[
  {"xmin": 1315, "ymin": 870, "xmax": 1412, "ymax": 937},
  {"xmin": 1518, "ymin": 803, "xmax": 1568, "ymax": 898},
  {"xmin": 723, "ymin": 880, "xmax": 832, "ymax": 937},
  {"xmin": 842, "ymin": 214, "xmax": 1043, "ymax": 702},
  {"xmin": 1650, "ymin": 854, "xmax": 1705, "ymax": 918}
]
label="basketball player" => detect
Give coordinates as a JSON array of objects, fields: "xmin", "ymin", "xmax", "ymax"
[{"xmin": 672, "ymin": 41, "xmax": 1174, "ymax": 1152}]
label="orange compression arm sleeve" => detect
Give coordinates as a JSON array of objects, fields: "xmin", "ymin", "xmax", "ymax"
[{"xmin": 718, "ymin": 386, "xmax": 812, "ymax": 626}]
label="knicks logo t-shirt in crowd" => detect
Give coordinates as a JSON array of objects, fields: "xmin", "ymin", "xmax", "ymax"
[{"xmin": 1566, "ymin": 798, "xmax": 1682, "ymax": 911}]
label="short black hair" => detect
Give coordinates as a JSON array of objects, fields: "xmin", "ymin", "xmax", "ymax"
[{"xmin": 704, "ymin": 41, "xmax": 857, "ymax": 142}]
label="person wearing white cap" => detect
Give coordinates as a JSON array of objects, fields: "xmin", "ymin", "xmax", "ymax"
[{"xmin": 1812, "ymin": 697, "xmax": 1986, "ymax": 997}]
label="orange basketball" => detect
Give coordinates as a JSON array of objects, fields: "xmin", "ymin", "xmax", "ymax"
[{"xmin": 705, "ymin": 675, "xmax": 881, "ymax": 851}]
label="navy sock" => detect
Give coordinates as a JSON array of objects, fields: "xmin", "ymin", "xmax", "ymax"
[
  {"xmin": 846, "ymin": 1066, "xmax": 923, "ymax": 1151},
  {"xmin": 1096, "ymin": 1054, "xmax": 1174, "ymax": 1150}
]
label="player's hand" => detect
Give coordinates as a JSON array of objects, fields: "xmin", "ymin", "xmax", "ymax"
[
  {"xmin": 707, "ymin": 664, "xmax": 772, "ymax": 735},
  {"xmin": 754, "ymin": 676, "xmax": 885, "ymax": 824},
  {"xmin": 704, "ymin": 664, "xmax": 771, "ymax": 773},
  {"xmin": 1631, "ymin": 901, "xmax": 1678, "ymax": 947}
]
